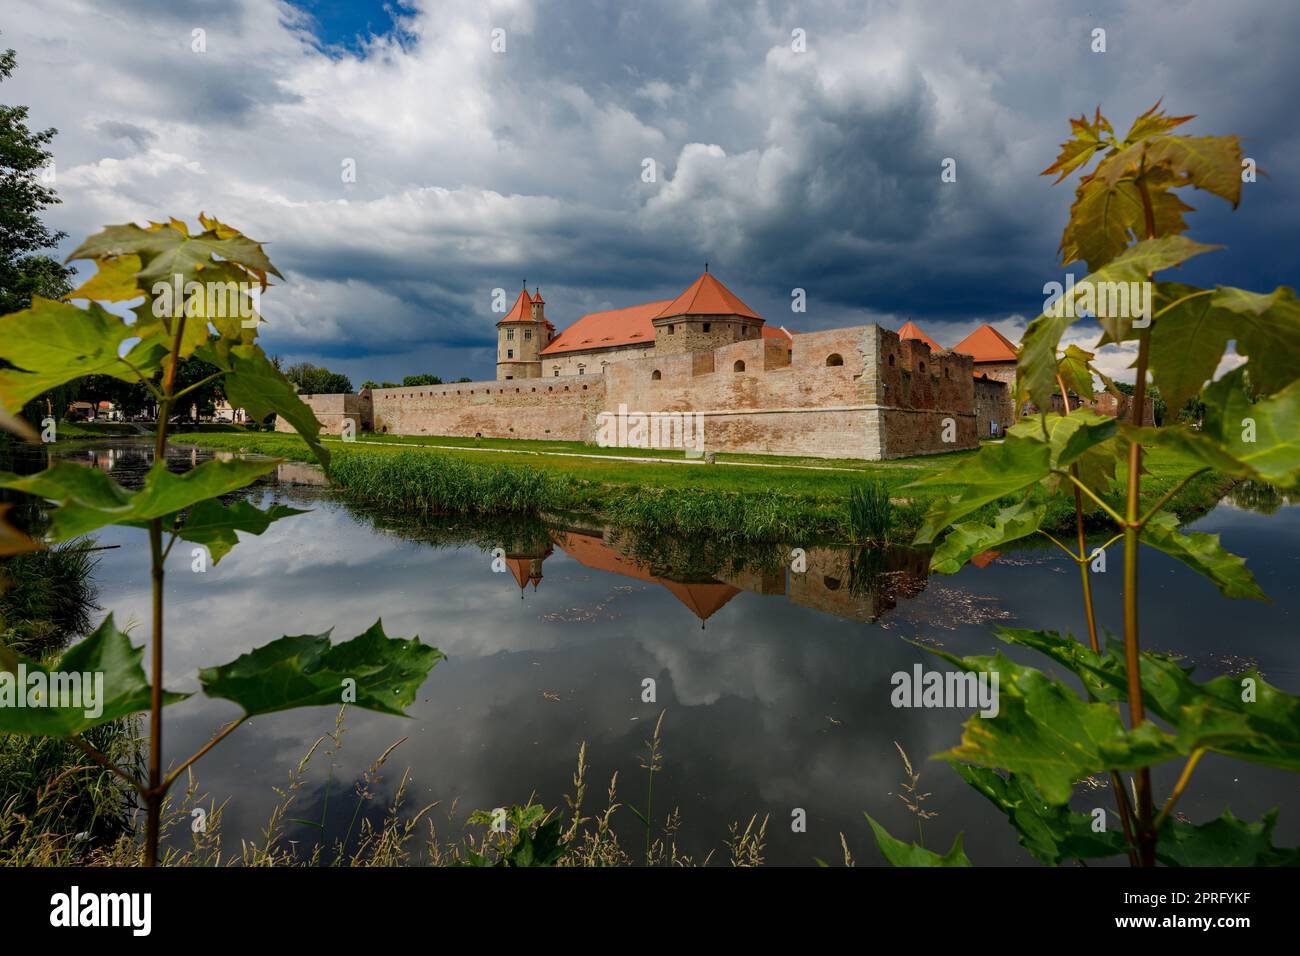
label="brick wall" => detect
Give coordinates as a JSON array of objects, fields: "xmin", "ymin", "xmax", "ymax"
[{"xmin": 279, "ymin": 323, "xmax": 987, "ymax": 459}]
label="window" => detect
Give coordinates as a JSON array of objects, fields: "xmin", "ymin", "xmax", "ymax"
[
  {"xmin": 507, "ymin": 349, "xmax": 513, "ymax": 358},
  {"xmin": 578, "ymin": 366, "xmax": 585, "ymax": 375},
  {"xmin": 652, "ymin": 370, "xmax": 662, "ymax": 381},
  {"xmin": 734, "ymin": 360, "xmax": 746, "ymax": 372},
  {"xmin": 919, "ymin": 361, "xmax": 926, "ymax": 373},
  {"xmin": 506, "ymin": 329, "xmax": 514, "ymax": 340},
  {"xmin": 668, "ymin": 324, "xmax": 675, "ymax": 334},
  {"xmin": 826, "ymin": 353, "xmax": 843, "ymax": 367},
  {"xmin": 703, "ymin": 323, "xmax": 711, "ymax": 333},
  {"xmin": 524, "ymin": 329, "xmax": 532, "ymax": 340},
  {"xmin": 553, "ymin": 368, "xmax": 559, "ymax": 377},
  {"xmin": 888, "ymin": 354, "xmax": 896, "ymax": 367}
]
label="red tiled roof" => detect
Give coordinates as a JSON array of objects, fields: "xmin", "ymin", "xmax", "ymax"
[
  {"xmin": 496, "ymin": 288, "xmax": 533, "ymax": 326},
  {"xmin": 550, "ymin": 530, "xmax": 740, "ymax": 620},
  {"xmin": 953, "ymin": 324, "xmax": 1018, "ymax": 363},
  {"xmin": 898, "ymin": 320, "xmax": 941, "ymax": 351},
  {"xmin": 656, "ymin": 272, "xmax": 762, "ymax": 320},
  {"xmin": 539, "ymin": 299, "xmax": 670, "ymax": 356},
  {"xmin": 762, "ymin": 325, "xmax": 794, "ymax": 343}
]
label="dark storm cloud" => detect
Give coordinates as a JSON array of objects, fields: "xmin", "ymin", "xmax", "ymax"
[{"xmin": 6, "ymin": 0, "xmax": 1297, "ymax": 378}]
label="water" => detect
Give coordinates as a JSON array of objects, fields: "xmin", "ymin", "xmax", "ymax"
[{"xmin": 8, "ymin": 440, "xmax": 1299, "ymax": 865}]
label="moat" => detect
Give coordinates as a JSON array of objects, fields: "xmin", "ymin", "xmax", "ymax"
[{"xmin": 14, "ymin": 440, "xmax": 1300, "ymax": 865}]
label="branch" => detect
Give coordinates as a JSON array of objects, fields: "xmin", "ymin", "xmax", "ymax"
[
  {"xmin": 1060, "ymin": 471, "xmax": 1127, "ymax": 526},
  {"xmin": 70, "ymin": 735, "xmax": 144, "ymax": 795},
  {"xmin": 1155, "ymin": 748, "xmax": 1205, "ymax": 829},
  {"xmin": 160, "ymin": 716, "xmax": 247, "ymax": 792},
  {"xmin": 118, "ymin": 356, "xmax": 164, "ymax": 402},
  {"xmin": 172, "ymin": 372, "xmax": 223, "ymax": 402},
  {"xmin": 1137, "ymin": 468, "xmax": 1211, "ymax": 529}
]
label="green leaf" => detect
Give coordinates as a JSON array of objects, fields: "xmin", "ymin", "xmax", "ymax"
[
  {"xmin": 925, "ymin": 647, "xmax": 1179, "ymax": 803},
  {"xmin": 198, "ymin": 341, "xmax": 329, "ymax": 469},
  {"xmin": 1140, "ymin": 511, "xmax": 1267, "ymax": 601},
  {"xmin": 0, "ymin": 458, "xmax": 281, "ymax": 541},
  {"xmin": 864, "ymin": 814, "xmax": 971, "ymax": 867},
  {"xmin": 1157, "ymin": 808, "xmax": 1300, "ymax": 867},
  {"xmin": 1017, "ymin": 236, "xmax": 1220, "ymax": 413},
  {"xmin": 950, "ymin": 763, "xmax": 1129, "ymax": 865},
  {"xmin": 0, "ymin": 298, "xmax": 165, "ymax": 411},
  {"xmin": 1147, "ymin": 282, "xmax": 1233, "ymax": 411},
  {"xmin": 1211, "ymin": 285, "xmax": 1300, "ymax": 397},
  {"xmin": 1201, "ymin": 368, "xmax": 1300, "ymax": 489},
  {"xmin": 991, "ymin": 629, "xmax": 1300, "ymax": 775},
  {"xmin": 930, "ymin": 500, "xmax": 1047, "ymax": 574},
  {"xmin": 908, "ymin": 435, "xmax": 1051, "ymax": 545},
  {"xmin": 197, "ymin": 619, "xmax": 443, "ymax": 718},
  {"xmin": 68, "ymin": 254, "xmax": 145, "ymax": 302},
  {"xmin": 1060, "ymin": 172, "xmax": 1194, "ymax": 272},
  {"xmin": 68, "ymin": 219, "xmax": 282, "ymax": 289},
  {"xmin": 0, "ymin": 614, "xmax": 188, "ymax": 736},
  {"xmin": 1099, "ymin": 134, "xmax": 1243, "ymax": 209},
  {"xmin": 1056, "ymin": 344, "xmax": 1096, "ymax": 400},
  {"xmin": 175, "ymin": 498, "xmax": 307, "ymax": 564},
  {"xmin": 1010, "ymin": 407, "xmax": 1117, "ymax": 471}
]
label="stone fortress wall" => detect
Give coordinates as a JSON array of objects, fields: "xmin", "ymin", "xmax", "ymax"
[{"xmin": 281, "ymin": 322, "xmax": 987, "ymax": 460}]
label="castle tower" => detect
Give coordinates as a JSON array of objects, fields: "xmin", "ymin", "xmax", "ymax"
[
  {"xmin": 496, "ymin": 283, "xmax": 554, "ymax": 380},
  {"xmin": 650, "ymin": 267, "xmax": 765, "ymax": 357}
]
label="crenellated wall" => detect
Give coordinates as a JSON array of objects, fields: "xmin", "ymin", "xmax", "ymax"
[{"xmin": 279, "ymin": 323, "xmax": 985, "ymax": 459}]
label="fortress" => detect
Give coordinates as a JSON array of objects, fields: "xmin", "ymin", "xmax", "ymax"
[{"xmin": 282, "ymin": 271, "xmax": 1020, "ymax": 460}]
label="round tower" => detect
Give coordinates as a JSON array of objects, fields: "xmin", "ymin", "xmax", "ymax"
[{"xmin": 496, "ymin": 283, "xmax": 552, "ymax": 380}]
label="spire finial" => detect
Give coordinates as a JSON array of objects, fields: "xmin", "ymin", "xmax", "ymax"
[
  {"xmin": 523, "ymin": 277, "xmax": 527, "ymax": 289},
  {"xmin": 704, "ymin": 261, "xmax": 709, "ymax": 273}
]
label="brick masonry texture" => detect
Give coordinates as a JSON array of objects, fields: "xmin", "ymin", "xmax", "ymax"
[{"xmin": 279, "ymin": 323, "xmax": 1001, "ymax": 459}]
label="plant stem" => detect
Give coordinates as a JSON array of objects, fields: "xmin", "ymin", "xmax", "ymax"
[
  {"xmin": 1155, "ymin": 748, "xmax": 1205, "ymax": 829},
  {"xmin": 1060, "ymin": 378, "xmax": 1137, "ymax": 862},
  {"xmin": 142, "ymin": 309, "xmax": 186, "ymax": 866},
  {"xmin": 1127, "ymin": 177, "xmax": 1159, "ymax": 867},
  {"xmin": 1137, "ymin": 467, "xmax": 1211, "ymax": 528}
]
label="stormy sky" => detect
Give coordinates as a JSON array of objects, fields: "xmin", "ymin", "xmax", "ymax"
[{"xmin": 4, "ymin": 0, "xmax": 1296, "ymax": 384}]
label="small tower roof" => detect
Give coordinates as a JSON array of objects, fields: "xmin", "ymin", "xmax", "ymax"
[
  {"xmin": 953, "ymin": 324, "xmax": 1019, "ymax": 363},
  {"xmin": 898, "ymin": 320, "xmax": 941, "ymax": 351},
  {"xmin": 655, "ymin": 272, "xmax": 763, "ymax": 321},
  {"xmin": 496, "ymin": 287, "xmax": 535, "ymax": 326},
  {"xmin": 532, "ymin": 288, "xmax": 545, "ymax": 304}
]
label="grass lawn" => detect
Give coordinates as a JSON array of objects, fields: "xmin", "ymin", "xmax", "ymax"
[{"xmin": 168, "ymin": 429, "xmax": 1233, "ymax": 545}]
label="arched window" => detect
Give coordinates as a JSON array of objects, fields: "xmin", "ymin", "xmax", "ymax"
[
  {"xmin": 734, "ymin": 360, "xmax": 746, "ymax": 373},
  {"xmin": 919, "ymin": 362, "xmax": 926, "ymax": 374},
  {"xmin": 888, "ymin": 354, "xmax": 896, "ymax": 367},
  {"xmin": 826, "ymin": 353, "xmax": 843, "ymax": 367},
  {"xmin": 651, "ymin": 370, "xmax": 662, "ymax": 381}
]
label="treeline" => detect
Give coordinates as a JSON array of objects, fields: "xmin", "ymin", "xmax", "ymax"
[{"xmin": 360, "ymin": 374, "xmax": 474, "ymax": 390}]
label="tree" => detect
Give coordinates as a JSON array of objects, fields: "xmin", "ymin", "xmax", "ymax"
[
  {"xmin": 283, "ymin": 361, "xmax": 352, "ymax": 395},
  {"xmin": 0, "ymin": 39, "xmax": 74, "ymax": 316},
  {"xmin": 402, "ymin": 373, "xmax": 442, "ymax": 386}
]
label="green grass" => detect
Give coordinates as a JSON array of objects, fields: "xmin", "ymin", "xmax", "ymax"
[{"xmin": 169, "ymin": 431, "xmax": 1232, "ymax": 545}]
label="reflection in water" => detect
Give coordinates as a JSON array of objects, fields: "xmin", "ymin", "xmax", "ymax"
[{"xmin": 5, "ymin": 440, "xmax": 1299, "ymax": 865}]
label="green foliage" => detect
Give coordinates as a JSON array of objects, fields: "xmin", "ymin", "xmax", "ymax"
[
  {"xmin": 1139, "ymin": 511, "xmax": 1266, "ymax": 600},
  {"xmin": 0, "ymin": 40, "xmax": 74, "ymax": 315},
  {"xmin": 401, "ymin": 374, "xmax": 442, "ymax": 387},
  {"xmin": 459, "ymin": 805, "xmax": 568, "ymax": 867},
  {"xmin": 198, "ymin": 620, "xmax": 443, "ymax": 718},
  {"xmin": 284, "ymin": 361, "xmax": 353, "ymax": 396},
  {"xmin": 864, "ymin": 814, "xmax": 970, "ymax": 867},
  {"xmin": 0, "ymin": 457, "xmax": 281, "ymax": 540},
  {"xmin": 929, "ymin": 500, "xmax": 1046, "ymax": 574},
  {"xmin": 175, "ymin": 499, "xmax": 306, "ymax": 565},
  {"xmin": 847, "ymin": 477, "xmax": 893, "ymax": 543},
  {"xmin": 0, "ymin": 214, "xmax": 439, "ymax": 865},
  {"xmin": 0, "ymin": 615, "xmax": 188, "ymax": 736}
]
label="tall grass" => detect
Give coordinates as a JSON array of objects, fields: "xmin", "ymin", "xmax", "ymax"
[
  {"xmin": 848, "ymin": 478, "xmax": 894, "ymax": 544},
  {"xmin": 0, "ymin": 539, "xmax": 101, "ymax": 656},
  {"xmin": 329, "ymin": 450, "xmax": 569, "ymax": 516}
]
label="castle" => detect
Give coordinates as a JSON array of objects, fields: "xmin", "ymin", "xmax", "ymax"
[{"xmin": 282, "ymin": 271, "xmax": 1021, "ymax": 459}]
